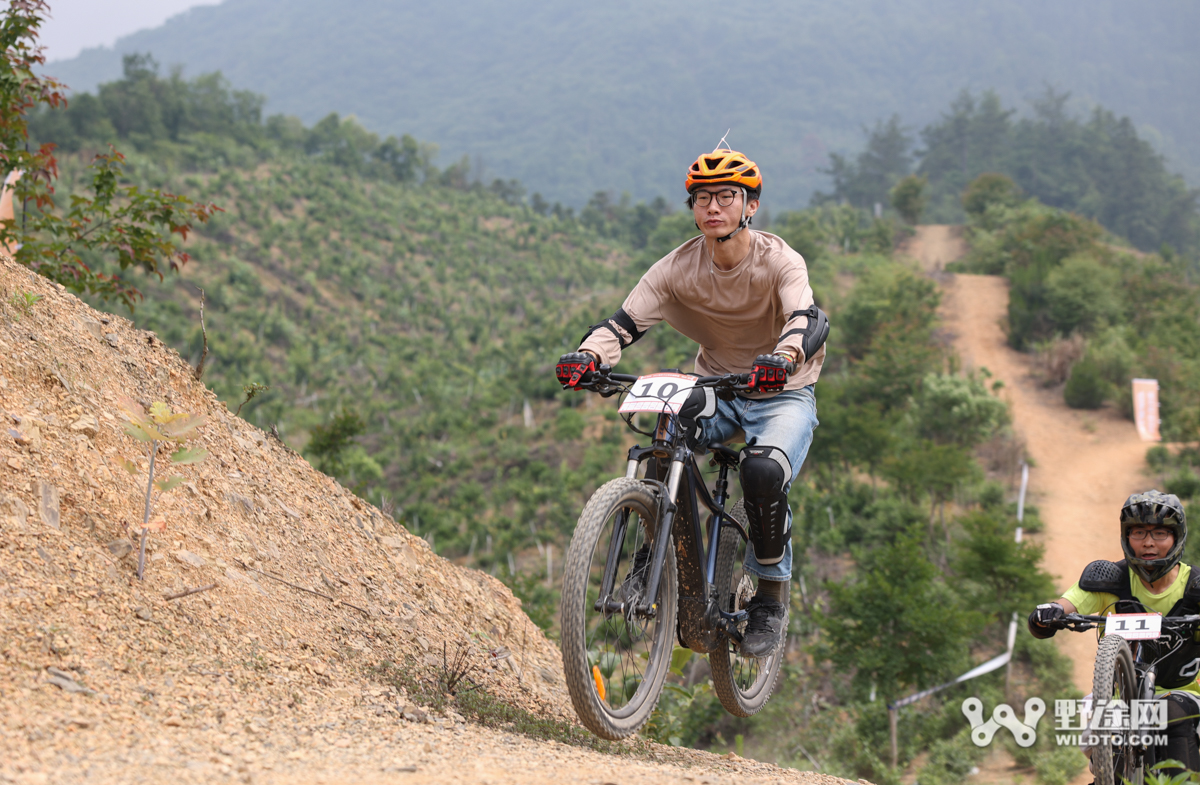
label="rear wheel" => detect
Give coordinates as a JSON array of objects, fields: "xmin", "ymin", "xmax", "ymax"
[
  {"xmin": 709, "ymin": 499, "xmax": 785, "ymax": 717},
  {"xmin": 560, "ymin": 477, "xmax": 677, "ymax": 739},
  {"xmin": 1091, "ymin": 634, "xmax": 1141, "ymax": 785}
]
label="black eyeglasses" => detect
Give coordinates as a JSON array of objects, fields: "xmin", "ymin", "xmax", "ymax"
[
  {"xmin": 691, "ymin": 189, "xmax": 740, "ymax": 207},
  {"xmin": 1128, "ymin": 528, "xmax": 1173, "ymax": 542}
]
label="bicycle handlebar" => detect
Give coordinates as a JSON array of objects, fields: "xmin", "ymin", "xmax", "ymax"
[
  {"xmin": 579, "ymin": 365, "xmax": 753, "ymax": 394},
  {"xmin": 1058, "ymin": 612, "xmax": 1200, "ymax": 633}
]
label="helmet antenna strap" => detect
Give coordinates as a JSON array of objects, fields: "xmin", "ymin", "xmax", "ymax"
[{"xmin": 714, "ymin": 129, "xmax": 732, "ymax": 152}]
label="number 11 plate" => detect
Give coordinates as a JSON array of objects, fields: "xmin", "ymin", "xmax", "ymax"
[
  {"xmin": 618, "ymin": 372, "xmax": 698, "ymax": 414},
  {"xmin": 1104, "ymin": 612, "xmax": 1162, "ymax": 640}
]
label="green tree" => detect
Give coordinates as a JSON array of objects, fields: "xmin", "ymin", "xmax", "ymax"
[
  {"xmin": 918, "ymin": 90, "xmax": 1015, "ymax": 218},
  {"xmin": 306, "ymin": 407, "xmax": 366, "ymax": 476},
  {"xmin": 962, "ymin": 172, "xmax": 1022, "ymax": 218},
  {"xmin": 0, "ymin": 3, "xmax": 220, "ymax": 307},
  {"xmin": 817, "ymin": 115, "xmax": 913, "ymax": 210},
  {"xmin": 911, "ymin": 372, "xmax": 1009, "ymax": 448},
  {"xmin": 890, "ymin": 174, "xmax": 927, "ymax": 225},
  {"xmin": 881, "ymin": 440, "xmax": 976, "ymax": 513},
  {"xmin": 819, "ymin": 528, "xmax": 979, "ymax": 701},
  {"xmin": 951, "ymin": 509, "xmax": 1055, "ymax": 628}
]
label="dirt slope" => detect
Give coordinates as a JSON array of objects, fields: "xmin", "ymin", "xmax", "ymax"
[
  {"xmin": 0, "ymin": 255, "xmax": 840, "ymax": 784},
  {"xmin": 903, "ymin": 230, "xmax": 1150, "ymax": 695}
]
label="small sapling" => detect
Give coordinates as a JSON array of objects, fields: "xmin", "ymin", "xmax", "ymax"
[
  {"xmin": 236, "ymin": 382, "xmax": 270, "ymax": 416},
  {"xmin": 9, "ymin": 290, "xmax": 42, "ymax": 319},
  {"xmin": 117, "ymin": 397, "xmax": 209, "ymax": 580}
]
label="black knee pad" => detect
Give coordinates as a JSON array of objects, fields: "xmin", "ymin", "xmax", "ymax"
[
  {"xmin": 740, "ymin": 446, "xmax": 792, "ymax": 565},
  {"xmin": 1160, "ymin": 694, "xmax": 1200, "ymax": 774},
  {"xmin": 1166, "ymin": 693, "xmax": 1199, "ymax": 732}
]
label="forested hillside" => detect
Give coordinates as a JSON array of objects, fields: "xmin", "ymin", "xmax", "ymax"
[
  {"xmin": 45, "ymin": 0, "xmax": 1200, "ymax": 207},
  {"xmin": 822, "ymin": 91, "xmax": 1199, "ymax": 254},
  {"xmin": 21, "ymin": 62, "xmax": 1096, "ymax": 780},
  {"xmin": 31, "ymin": 61, "xmax": 688, "ymax": 581}
]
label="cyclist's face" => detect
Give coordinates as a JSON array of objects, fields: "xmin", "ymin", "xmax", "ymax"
[
  {"xmin": 691, "ymin": 186, "xmax": 758, "ymax": 239},
  {"xmin": 1128, "ymin": 525, "xmax": 1174, "ymax": 559}
]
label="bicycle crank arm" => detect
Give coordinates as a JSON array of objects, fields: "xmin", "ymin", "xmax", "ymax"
[{"xmin": 716, "ymin": 614, "xmax": 746, "ymax": 643}]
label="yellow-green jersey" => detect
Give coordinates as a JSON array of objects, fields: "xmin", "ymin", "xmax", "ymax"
[{"xmin": 1063, "ymin": 563, "xmax": 1200, "ymax": 696}]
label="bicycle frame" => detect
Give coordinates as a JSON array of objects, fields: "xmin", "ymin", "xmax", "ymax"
[{"xmin": 594, "ymin": 408, "xmax": 751, "ymax": 653}]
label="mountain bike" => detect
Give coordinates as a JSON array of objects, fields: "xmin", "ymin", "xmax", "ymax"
[
  {"xmin": 560, "ymin": 365, "xmax": 786, "ymax": 739},
  {"xmin": 1059, "ymin": 611, "xmax": 1200, "ymax": 785}
]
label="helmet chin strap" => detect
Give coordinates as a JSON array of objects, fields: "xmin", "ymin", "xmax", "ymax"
[{"xmin": 716, "ymin": 188, "xmax": 751, "ymax": 243}]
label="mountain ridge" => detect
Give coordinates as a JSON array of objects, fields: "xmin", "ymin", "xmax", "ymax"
[{"xmin": 45, "ymin": 0, "xmax": 1200, "ymax": 207}]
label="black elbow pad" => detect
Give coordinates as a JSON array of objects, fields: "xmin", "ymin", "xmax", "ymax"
[
  {"xmin": 778, "ymin": 305, "xmax": 829, "ymax": 363},
  {"xmin": 579, "ymin": 307, "xmax": 646, "ymax": 349}
]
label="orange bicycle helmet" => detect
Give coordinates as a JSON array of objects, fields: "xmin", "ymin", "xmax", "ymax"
[{"xmin": 686, "ymin": 148, "xmax": 762, "ymax": 199}]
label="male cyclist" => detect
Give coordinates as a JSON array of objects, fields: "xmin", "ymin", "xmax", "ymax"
[
  {"xmin": 1029, "ymin": 490, "xmax": 1200, "ymax": 774},
  {"xmin": 555, "ymin": 146, "xmax": 828, "ymax": 658}
]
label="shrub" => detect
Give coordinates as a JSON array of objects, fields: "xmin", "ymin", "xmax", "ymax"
[
  {"xmin": 890, "ymin": 174, "xmax": 928, "ymax": 225},
  {"xmin": 554, "ymin": 407, "xmax": 585, "ymax": 441},
  {"xmin": 1146, "ymin": 445, "xmax": 1172, "ymax": 473},
  {"xmin": 1063, "ymin": 355, "xmax": 1107, "ymax": 409},
  {"xmin": 917, "ymin": 731, "xmax": 984, "ymax": 785},
  {"xmin": 1033, "ymin": 334, "xmax": 1086, "ymax": 386},
  {"xmin": 912, "ymin": 372, "xmax": 1009, "ymax": 448},
  {"xmin": 1033, "ymin": 744, "xmax": 1086, "ymax": 785},
  {"xmin": 962, "ymin": 173, "xmax": 1022, "ymax": 218},
  {"xmin": 1044, "ymin": 254, "xmax": 1123, "ymax": 336},
  {"xmin": 1166, "ymin": 469, "xmax": 1200, "ymax": 501}
]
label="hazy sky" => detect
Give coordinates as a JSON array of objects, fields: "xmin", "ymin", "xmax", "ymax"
[{"xmin": 40, "ymin": 0, "xmax": 220, "ymax": 62}]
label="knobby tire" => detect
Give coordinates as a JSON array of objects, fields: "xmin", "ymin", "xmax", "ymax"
[
  {"xmin": 709, "ymin": 498, "xmax": 785, "ymax": 716},
  {"xmin": 1091, "ymin": 634, "xmax": 1141, "ymax": 785},
  {"xmin": 560, "ymin": 477, "xmax": 678, "ymax": 739}
]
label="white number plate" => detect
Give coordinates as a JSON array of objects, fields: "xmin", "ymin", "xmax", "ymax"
[
  {"xmin": 618, "ymin": 372, "xmax": 698, "ymax": 415},
  {"xmin": 1105, "ymin": 612, "xmax": 1162, "ymax": 640}
]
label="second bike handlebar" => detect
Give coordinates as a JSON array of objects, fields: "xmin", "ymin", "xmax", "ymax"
[{"xmin": 1057, "ymin": 612, "xmax": 1200, "ymax": 633}]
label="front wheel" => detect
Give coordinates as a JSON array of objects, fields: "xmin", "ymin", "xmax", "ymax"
[
  {"xmin": 1091, "ymin": 634, "xmax": 1141, "ymax": 785},
  {"xmin": 709, "ymin": 499, "xmax": 785, "ymax": 717},
  {"xmin": 560, "ymin": 477, "xmax": 678, "ymax": 739}
]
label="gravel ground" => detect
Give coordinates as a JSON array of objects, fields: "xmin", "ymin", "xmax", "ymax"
[{"xmin": 2, "ymin": 674, "xmax": 852, "ymax": 783}]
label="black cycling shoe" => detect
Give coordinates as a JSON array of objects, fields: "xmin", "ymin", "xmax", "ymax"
[
  {"xmin": 740, "ymin": 595, "xmax": 787, "ymax": 658},
  {"xmin": 616, "ymin": 544, "xmax": 651, "ymax": 604}
]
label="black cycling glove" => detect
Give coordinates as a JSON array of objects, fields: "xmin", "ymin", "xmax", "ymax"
[{"xmin": 1027, "ymin": 602, "xmax": 1065, "ymax": 639}]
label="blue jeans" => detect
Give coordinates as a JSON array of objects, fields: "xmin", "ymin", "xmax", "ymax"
[{"xmin": 697, "ymin": 385, "xmax": 818, "ymax": 580}]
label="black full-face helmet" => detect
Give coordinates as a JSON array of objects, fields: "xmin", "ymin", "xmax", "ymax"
[{"xmin": 1120, "ymin": 490, "xmax": 1187, "ymax": 584}]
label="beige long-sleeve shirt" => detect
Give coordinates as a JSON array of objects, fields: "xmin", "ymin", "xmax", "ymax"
[{"xmin": 579, "ymin": 231, "xmax": 825, "ymax": 395}]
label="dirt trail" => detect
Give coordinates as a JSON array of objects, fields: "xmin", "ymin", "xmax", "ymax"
[
  {"xmin": 904, "ymin": 229, "xmax": 1151, "ymax": 695},
  {"xmin": 898, "ymin": 225, "xmax": 966, "ymax": 271}
]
